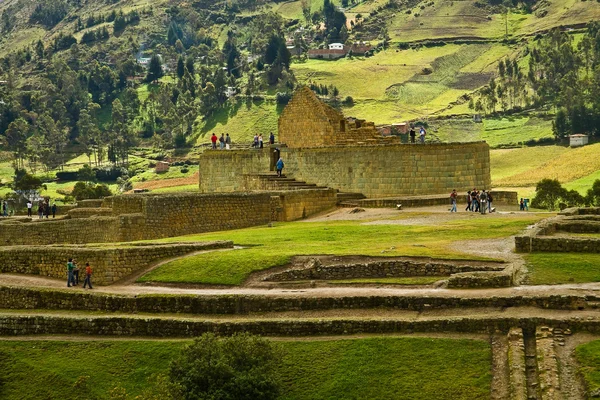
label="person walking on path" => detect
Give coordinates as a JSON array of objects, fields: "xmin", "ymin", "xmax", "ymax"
[
  {"xmin": 269, "ymin": 132, "xmax": 275, "ymax": 145},
  {"xmin": 258, "ymin": 134, "xmax": 264, "ymax": 149},
  {"xmin": 83, "ymin": 262, "xmax": 93, "ymax": 289},
  {"xmin": 67, "ymin": 258, "xmax": 76, "ymax": 287},
  {"xmin": 450, "ymin": 189, "xmax": 458, "ymax": 213},
  {"xmin": 419, "ymin": 127, "xmax": 426, "ymax": 144},
  {"xmin": 210, "ymin": 133, "xmax": 218, "ymax": 149},
  {"xmin": 72, "ymin": 259, "xmax": 80, "ymax": 286},
  {"xmin": 465, "ymin": 190, "xmax": 472, "ymax": 211},
  {"xmin": 52, "ymin": 203, "xmax": 57, "ymax": 218},
  {"xmin": 27, "ymin": 200, "xmax": 32, "ymax": 217},
  {"xmin": 37, "ymin": 201, "xmax": 44, "ymax": 219},
  {"xmin": 479, "ymin": 190, "xmax": 488, "ymax": 215},
  {"xmin": 219, "ymin": 134, "xmax": 225, "ymax": 150},
  {"xmin": 409, "ymin": 127, "xmax": 416, "ymax": 144},
  {"xmin": 276, "ymin": 157, "xmax": 284, "ymax": 177},
  {"xmin": 225, "ymin": 133, "xmax": 231, "ymax": 150},
  {"xmin": 2, "ymin": 201, "xmax": 7, "ymax": 217},
  {"xmin": 471, "ymin": 190, "xmax": 479, "ymax": 213},
  {"xmin": 487, "ymin": 192, "xmax": 493, "ymax": 213},
  {"xmin": 44, "ymin": 200, "xmax": 50, "ymax": 219},
  {"xmin": 252, "ymin": 134, "xmax": 259, "ymax": 148}
]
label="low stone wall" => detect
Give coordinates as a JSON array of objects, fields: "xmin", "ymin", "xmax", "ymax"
[
  {"xmin": 68, "ymin": 208, "xmax": 113, "ymax": 219},
  {"xmin": 0, "ymin": 241, "xmax": 232, "ymax": 285},
  {"xmin": 446, "ymin": 271, "xmax": 513, "ymax": 288},
  {"xmin": 0, "ymin": 286, "xmax": 591, "ymax": 314},
  {"xmin": 0, "ymin": 217, "xmax": 119, "ymax": 246},
  {"xmin": 1, "ymin": 314, "xmax": 600, "ymax": 337},
  {"xmin": 356, "ymin": 191, "xmax": 518, "ymax": 208},
  {"xmin": 264, "ymin": 259, "xmax": 505, "ymax": 281},
  {"xmin": 515, "ymin": 211, "xmax": 600, "ymax": 253},
  {"xmin": 276, "ymin": 189, "xmax": 337, "ymax": 221}
]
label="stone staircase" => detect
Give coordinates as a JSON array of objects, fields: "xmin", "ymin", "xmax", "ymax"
[
  {"xmin": 253, "ymin": 173, "xmax": 329, "ymax": 191},
  {"xmin": 337, "ymin": 192, "xmax": 367, "ymax": 207}
]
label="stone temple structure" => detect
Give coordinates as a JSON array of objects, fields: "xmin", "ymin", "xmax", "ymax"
[{"xmin": 199, "ymin": 87, "xmax": 491, "ymax": 198}]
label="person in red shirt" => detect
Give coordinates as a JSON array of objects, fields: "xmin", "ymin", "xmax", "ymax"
[
  {"xmin": 83, "ymin": 263, "xmax": 93, "ymax": 289},
  {"xmin": 210, "ymin": 133, "xmax": 218, "ymax": 149}
]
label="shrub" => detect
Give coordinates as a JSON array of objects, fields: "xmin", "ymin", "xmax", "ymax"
[
  {"xmin": 56, "ymin": 171, "xmax": 80, "ymax": 181},
  {"xmin": 71, "ymin": 182, "xmax": 112, "ymax": 200},
  {"xmin": 168, "ymin": 333, "xmax": 281, "ymax": 400},
  {"xmin": 343, "ymin": 96, "xmax": 354, "ymax": 106},
  {"xmin": 276, "ymin": 92, "xmax": 291, "ymax": 105},
  {"xmin": 13, "ymin": 170, "xmax": 43, "ymax": 191},
  {"xmin": 95, "ymin": 166, "xmax": 127, "ymax": 182},
  {"xmin": 181, "ymin": 167, "xmax": 189, "ymax": 174}
]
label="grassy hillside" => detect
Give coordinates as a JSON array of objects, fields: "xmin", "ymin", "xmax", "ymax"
[{"xmin": 0, "ymin": 337, "xmax": 492, "ymax": 400}]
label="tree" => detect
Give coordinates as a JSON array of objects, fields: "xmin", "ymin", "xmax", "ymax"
[
  {"xmin": 146, "ymin": 55, "xmax": 164, "ymax": 83},
  {"xmin": 168, "ymin": 333, "xmax": 281, "ymax": 400},
  {"xmin": 176, "ymin": 56, "xmax": 185, "ymax": 79},
  {"xmin": 185, "ymin": 56, "xmax": 195, "ymax": 76},
  {"xmin": 5, "ymin": 118, "xmax": 29, "ymax": 169},
  {"xmin": 301, "ymin": 0, "xmax": 312, "ymax": 25},
  {"xmin": 531, "ymin": 179, "xmax": 567, "ymax": 210}
]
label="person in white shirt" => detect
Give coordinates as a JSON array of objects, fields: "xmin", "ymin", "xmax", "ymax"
[{"xmin": 26, "ymin": 201, "xmax": 32, "ymax": 217}]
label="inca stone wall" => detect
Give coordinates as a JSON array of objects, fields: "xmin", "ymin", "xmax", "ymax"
[
  {"xmin": 282, "ymin": 143, "xmax": 491, "ymax": 197},
  {"xmin": 198, "ymin": 143, "xmax": 491, "ymax": 197},
  {"xmin": 0, "ymin": 241, "xmax": 232, "ymax": 285},
  {"xmin": 0, "ymin": 217, "xmax": 120, "ymax": 246}
]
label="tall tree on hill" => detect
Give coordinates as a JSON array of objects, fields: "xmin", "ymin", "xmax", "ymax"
[
  {"xmin": 177, "ymin": 55, "xmax": 185, "ymax": 79},
  {"xmin": 223, "ymin": 30, "xmax": 241, "ymax": 78},
  {"xmin": 323, "ymin": 0, "xmax": 347, "ymax": 42},
  {"xmin": 5, "ymin": 118, "xmax": 29, "ymax": 169},
  {"xmin": 146, "ymin": 55, "xmax": 164, "ymax": 83},
  {"xmin": 185, "ymin": 56, "xmax": 195, "ymax": 76},
  {"xmin": 77, "ymin": 105, "xmax": 101, "ymax": 165}
]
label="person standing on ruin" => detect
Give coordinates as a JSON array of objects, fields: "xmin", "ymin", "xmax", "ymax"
[
  {"xmin": 37, "ymin": 201, "xmax": 44, "ymax": 219},
  {"xmin": 466, "ymin": 190, "xmax": 472, "ymax": 212},
  {"xmin": 27, "ymin": 200, "xmax": 32, "ymax": 217},
  {"xmin": 252, "ymin": 134, "xmax": 259, "ymax": 148},
  {"xmin": 419, "ymin": 127, "xmax": 426, "ymax": 144},
  {"xmin": 219, "ymin": 134, "xmax": 225, "ymax": 150},
  {"xmin": 83, "ymin": 262, "xmax": 93, "ymax": 289},
  {"xmin": 210, "ymin": 133, "xmax": 218, "ymax": 149},
  {"xmin": 269, "ymin": 132, "xmax": 275, "ymax": 145},
  {"xmin": 67, "ymin": 258, "xmax": 76, "ymax": 287},
  {"xmin": 225, "ymin": 133, "xmax": 231, "ymax": 150},
  {"xmin": 276, "ymin": 157, "xmax": 284, "ymax": 177},
  {"xmin": 259, "ymin": 134, "xmax": 264, "ymax": 149},
  {"xmin": 72, "ymin": 259, "xmax": 80, "ymax": 286},
  {"xmin": 409, "ymin": 127, "xmax": 416, "ymax": 144},
  {"xmin": 52, "ymin": 203, "xmax": 57, "ymax": 218},
  {"xmin": 44, "ymin": 200, "xmax": 50, "ymax": 219},
  {"xmin": 2, "ymin": 200, "xmax": 7, "ymax": 217},
  {"xmin": 479, "ymin": 190, "xmax": 488, "ymax": 215},
  {"xmin": 450, "ymin": 189, "xmax": 458, "ymax": 213},
  {"xmin": 471, "ymin": 189, "xmax": 479, "ymax": 213},
  {"xmin": 487, "ymin": 192, "xmax": 493, "ymax": 213}
]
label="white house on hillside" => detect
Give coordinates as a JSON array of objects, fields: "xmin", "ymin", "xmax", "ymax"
[{"xmin": 328, "ymin": 43, "xmax": 344, "ymax": 50}]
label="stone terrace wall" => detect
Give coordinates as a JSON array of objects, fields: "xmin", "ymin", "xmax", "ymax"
[
  {"xmin": 283, "ymin": 143, "xmax": 491, "ymax": 197},
  {"xmin": 0, "ymin": 241, "xmax": 232, "ymax": 285},
  {"xmin": 0, "ymin": 287, "xmax": 590, "ymax": 314},
  {"xmin": 199, "ymin": 150, "xmax": 271, "ymax": 193},
  {"xmin": 275, "ymin": 189, "xmax": 337, "ymax": 221},
  {"xmin": 0, "ymin": 217, "xmax": 119, "ymax": 246},
  {"xmin": 198, "ymin": 143, "xmax": 491, "ymax": 198},
  {"xmin": 115, "ymin": 192, "xmax": 274, "ymax": 242}
]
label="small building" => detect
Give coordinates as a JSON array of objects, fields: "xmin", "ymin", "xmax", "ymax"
[
  {"xmin": 308, "ymin": 48, "xmax": 346, "ymax": 60},
  {"xmin": 328, "ymin": 43, "xmax": 344, "ymax": 50},
  {"xmin": 225, "ymin": 86, "xmax": 236, "ymax": 98},
  {"xmin": 155, "ymin": 161, "xmax": 170, "ymax": 173},
  {"xmin": 570, "ymin": 134, "xmax": 589, "ymax": 148}
]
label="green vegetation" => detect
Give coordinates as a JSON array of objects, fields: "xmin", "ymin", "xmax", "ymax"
[
  {"xmin": 575, "ymin": 339, "xmax": 600, "ymax": 395},
  {"xmin": 524, "ymin": 253, "xmax": 600, "ymax": 285},
  {"xmin": 0, "ymin": 337, "xmax": 492, "ymax": 400},
  {"xmin": 139, "ymin": 215, "xmax": 545, "ymax": 285}
]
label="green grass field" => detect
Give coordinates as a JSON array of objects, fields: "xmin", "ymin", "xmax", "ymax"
[
  {"xmin": 139, "ymin": 215, "xmax": 545, "ymax": 285},
  {"xmin": 0, "ymin": 337, "xmax": 492, "ymax": 400},
  {"xmin": 524, "ymin": 253, "xmax": 600, "ymax": 285},
  {"xmin": 576, "ymin": 339, "xmax": 600, "ymax": 396}
]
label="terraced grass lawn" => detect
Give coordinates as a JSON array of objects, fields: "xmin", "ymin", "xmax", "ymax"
[
  {"xmin": 524, "ymin": 253, "xmax": 600, "ymax": 285},
  {"xmin": 0, "ymin": 337, "xmax": 491, "ymax": 400},
  {"xmin": 139, "ymin": 215, "xmax": 546, "ymax": 285},
  {"xmin": 575, "ymin": 339, "xmax": 600, "ymax": 396},
  {"xmin": 493, "ymin": 143, "xmax": 600, "ymax": 187}
]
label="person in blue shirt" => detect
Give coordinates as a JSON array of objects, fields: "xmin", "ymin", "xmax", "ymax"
[{"xmin": 276, "ymin": 157, "xmax": 284, "ymax": 177}]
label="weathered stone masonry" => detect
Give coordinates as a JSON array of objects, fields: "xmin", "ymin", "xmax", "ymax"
[{"xmin": 0, "ymin": 241, "xmax": 232, "ymax": 285}]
